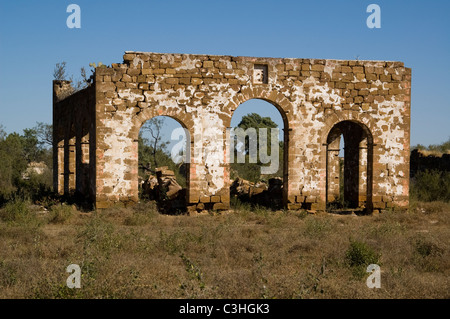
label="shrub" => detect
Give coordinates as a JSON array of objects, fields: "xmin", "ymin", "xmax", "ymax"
[
  {"xmin": 414, "ymin": 238, "xmax": 443, "ymax": 259},
  {"xmin": 413, "ymin": 237, "xmax": 444, "ymax": 272},
  {"xmin": 0, "ymin": 198, "xmax": 34, "ymax": 225},
  {"xmin": 410, "ymin": 169, "xmax": 450, "ymax": 202},
  {"xmin": 414, "ymin": 201, "xmax": 449, "ymax": 214},
  {"xmin": 123, "ymin": 201, "xmax": 158, "ymax": 226},
  {"xmin": 345, "ymin": 240, "xmax": 381, "ymax": 278}
]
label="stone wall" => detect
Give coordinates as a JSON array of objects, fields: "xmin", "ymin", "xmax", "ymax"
[
  {"xmin": 53, "ymin": 81, "xmax": 95, "ymax": 200},
  {"xmin": 53, "ymin": 51, "xmax": 411, "ymax": 212}
]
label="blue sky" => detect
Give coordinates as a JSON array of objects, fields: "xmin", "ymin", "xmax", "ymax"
[{"xmin": 0, "ymin": 0, "xmax": 449, "ymax": 147}]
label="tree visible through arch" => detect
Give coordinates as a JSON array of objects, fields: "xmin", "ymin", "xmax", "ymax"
[{"xmin": 229, "ymin": 99, "xmax": 287, "ymax": 209}]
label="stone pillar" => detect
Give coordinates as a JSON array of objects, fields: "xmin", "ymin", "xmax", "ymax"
[
  {"xmin": 76, "ymin": 128, "xmax": 90, "ymax": 196},
  {"xmin": 358, "ymin": 138, "xmax": 368, "ymax": 206},
  {"xmin": 64, "ymin": 136, "xmax": 76, "ymax": 194},
  {"xmin": 327, "ymin": 136, "xmax": 341, "ymax": 203},
  {"xmin": 56, "ymin": 140, "xmax": 65, "ymax": 194}
]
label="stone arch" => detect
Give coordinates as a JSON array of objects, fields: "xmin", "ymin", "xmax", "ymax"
[
  {"xmin": 223, "ymin": 87, "xmax": 292, "ymax": 207},
  {"xmin": 322, "ymin": 113, "xmax": 374, "ymax": 212},
  {"xmin": 130, "ymin": 107, "xmax": 193, "ymax": 142},
  {"xmin": 127, "ymin": 107, "xmax": 194, "ymax": 205},
  {"xmin": 223, "ymin": 87, "xmax": 293, "ymax": 128},
  {"xmin": 320, "ymin": 111, "xmax": 377, "ymax": 146}
]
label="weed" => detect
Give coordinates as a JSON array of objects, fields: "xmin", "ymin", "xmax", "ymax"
[
  {"xmin": 180, "ymin": 253, "xmax": 205, "ymax": 289},
  {"xmin": 414, "ymin": 238, "xmax": 442, "ymax": 258},
  {"xmin": 0, "ymin": 261, "xmax": 17, "ymax": 287},
  {"xmin": 369, "ymin": 220, "xmax": 406, "ymax": 238},
  {"xmin": 296, "ymin": 210, "xmax": 308, "ymax": 219},
  {"xmin": 414, "ymin": 201, "xmax": 449, "ymax": 214},
  {"xmin": 123, "ymin": 204, "xmax": 156, "ymax": 226},
  {"xmin": 159, "ymin": 230, "xmax": 187, "ymax": 255},
  {"xmin": 77, "ymin": 217, "xmax": 123, "ymax": 257},
  {"xmin": 124, "ymin": 213, "xmax": 150, "ymax": 226},
  {"xmin": 304, "ymin": 217, "xmax": 332, "ymax": 238},
  {"xmin": 230, "ymin": 196, "xmax": 251, "ymax": 212},
  {"xmin": 48, "ymin": 204, "xmax": 74, "ymax": 224}
]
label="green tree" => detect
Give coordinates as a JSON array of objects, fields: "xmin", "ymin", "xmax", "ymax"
[
  {"xmin": 0, "ymin": 126, "xmax": 53, "ymax": 202},
  {"xmin": 0, "ymin": 132, "xmax": 28, "ymax": 200},
  {"xmin": 236, "ymin": 113, "xmax": 278, "ymax": 155},
  {"xmin": 412, "ymin": 137, "xmax": 450, "ymax": 153},
  {"xmin": 231, "ymin": 113, "xmax": 283, "ymax": 182}
]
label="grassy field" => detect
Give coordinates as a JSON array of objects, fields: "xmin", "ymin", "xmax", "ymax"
[{"xmin": 0, "ymin": 199, "xmax": 448, "ymax": 299}]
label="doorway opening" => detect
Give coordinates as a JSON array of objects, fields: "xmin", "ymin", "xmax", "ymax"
[
  {"xmin": 138, "ymin": 116, "xmax": 189, "ymax": 214},
  {"xmin": 229, "ymin": 99, "xmax": 287, "ymax": 210},
  {"xmin": 326, "ymin": 120, "xmax": 373, "ymax": 213}
]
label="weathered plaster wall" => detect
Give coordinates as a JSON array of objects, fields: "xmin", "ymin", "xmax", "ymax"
[{"xmin": 53, "ymin": 51, "xmax": 411, "ymax": 212}]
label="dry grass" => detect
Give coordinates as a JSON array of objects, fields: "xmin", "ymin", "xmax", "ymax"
[{"xmin": 0, "ymin": 200, "xmax": 448, "ymax": 299}]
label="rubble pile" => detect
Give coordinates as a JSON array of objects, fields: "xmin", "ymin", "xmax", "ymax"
[
  {"xmin": 141, "ymin": 166, "xmax": 185, "ymax": 213},
  {"xmin": 230, "ymin": 176, "xmax": 283, "ymax": 208}
]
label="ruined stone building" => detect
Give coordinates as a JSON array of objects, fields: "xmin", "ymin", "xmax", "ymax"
[{"xmin": 53, "ymin": 51, "xmax": 411, "ymax": 212}]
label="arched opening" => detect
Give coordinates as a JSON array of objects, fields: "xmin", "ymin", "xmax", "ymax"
[
  {"xmin": 229, "ymin": 98, "xmax": 288, "ymax": 210},
  {"xmin": 137, "ymin": 115, "xmax": 189, "ymax": 213},
  {"xmin": 326, "ymin": 120, "xmax": 373, "ymax": 213}
]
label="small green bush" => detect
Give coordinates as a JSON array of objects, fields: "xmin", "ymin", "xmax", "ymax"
[
  {"xmin": 412, "ymin": 237, "xmax": 444, "ymax": 272},
  {"xmin": 345, "ymin": 240, "xmax": 381, "ymax": 278},
  {"xmin": 414, "ymin": 238, "xmax": 443, "ymax": 259},
  {"xmin": 77, "ymin": 217, "xmax": 124, "ymax": 258}
]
